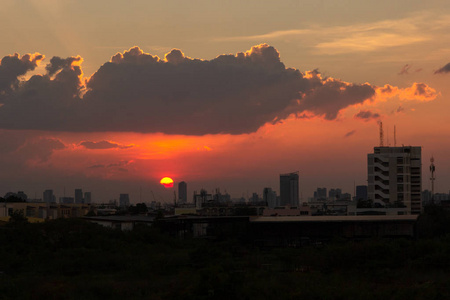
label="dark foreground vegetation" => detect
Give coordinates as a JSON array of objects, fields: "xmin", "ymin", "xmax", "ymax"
[{"xmin": 1, "ymin": 205, "xmax": 450, "ymax": 299}]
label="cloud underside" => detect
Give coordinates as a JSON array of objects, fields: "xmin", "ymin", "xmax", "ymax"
[
  {"xmin": 354, "ymin": 110, "xmax": 380, "ymax": 121},
  {"xmin": 80, "ymin": 140, "xmax": 132, "ymax": 149},
  {"xmin": 435, "ymin": 62, "xmax": 450, "ymax": 74},
  {"xmin": 0, "ymin": 45, "xmax": 437, "ymax": 135}
]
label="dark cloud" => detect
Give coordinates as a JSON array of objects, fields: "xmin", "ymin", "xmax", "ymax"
[
  {"xmin": 0, "ymin": 53, "xmax": 44, "ymax": 94},
  {"xmin": 398, "ymin": 64, "xmax": 411, "ymax": 75},
  {"xmin": 46, "ymin": 56, "xmax": 82, "ymax": 76},
  {"xmin": 434, "ymin": 62, "xmax": 450, "ymax": 74},
  {"xmin": 0, "ymin": 45, "xmax": 378, "ymax": 134},
  {"xmin": 414, "ymin": 83, "xmax": 430, "ymax": 96},
  {"xmin": 16, "ymin": 138, "xmax": 66, "ymax": 162},
  {"xmin": 107, "ymin": 161, "xmax": 131, "ymax": 168},
  {"xmin": 296, "ymin": 73, "xmax": 375, "ymax": 120},
  {"xmin": 80, "ymin": 140, "xmax": 132, "ymax": 149},
  {"xmin": 0, "ymin": 130, "xmax": 30, "ymax": 154},
  {"xmin": 344, "ymin": 130, "xmax": 356, "ymax": 138},
  {"xmin": 379, "ymin": 85, "xmax": 393, "ymax": 94},
  {"xmin": 354, "ymin": 110, "xmax": 380, "ymax": 121},
  {"xmin": 88, "ymin": 164, "xmax": 105, "ymax": 169}
]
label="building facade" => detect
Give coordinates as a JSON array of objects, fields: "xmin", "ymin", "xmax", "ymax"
[
  {"xmin": 75, "ymin": 189, "xmax": 83, "ymax": 204},
  {"xmin": 43, "ymin": 190, "xmax": 55, "ymax": 203},
  {"xmin": 263, "ymin": 187, "xmax": 278, "ymax": 208},
  {"xmin": 355, "ymin": 185, "xmax": 368, "ymax": 201},
  {"xmin": 178, "ymin": 181, "xmax": 187, "ymax": 204},
  {"xmin": 368, "ymin": 146, "xmax": 421, "ymax": 214},
  {"xmin": 279, "ymin": 172, "xmax": 299, "ymax": 207},
  {"xmin": 119, "ymin": 194, "xmax": 130, "ymax": 207},
  {"xmin": 84, "ymin": 192, "xmax": 92, "ymax": 204}
]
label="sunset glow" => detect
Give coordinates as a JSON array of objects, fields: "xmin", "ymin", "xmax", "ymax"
[{"xmin": 0, "ymin": 0, "xmax": 448, "ymax": 203}]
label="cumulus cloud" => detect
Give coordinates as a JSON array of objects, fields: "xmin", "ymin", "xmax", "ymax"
[
  {"xmin": 377, "ymin": 83, "xmax": 438, "ymax": 102},
  {"xmin": 297, "ymin": 71, "xmax": 375, "ymax": 120},
  {"xmin": 354, "ymin": 110, "xmax": 380, "ymax": 121},
  {"xmin": 0, "ymin": 53, "xmax": 44, "ymax": 94},
  {"xmin": 80, "ymin": 140, "xmax": 133, "ymax": 150},
  {"xmin": 435, "ymin": 62, "xmax": 450, "ymax": 74},
  {"xmin": 0, "ymin": 45, "xmax": 437, "ymax": 134}
]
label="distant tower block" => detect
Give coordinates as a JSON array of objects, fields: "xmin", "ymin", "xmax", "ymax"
[
  {"xmin": 178, "ymin": 181, "xmax": 187, "ymax": 204},
  {"xmin": 84, "ymin": 192, "xmax": 92, "ymax": 204},
  {"xmin": 430, "ymin": 157, "xmax": 436, "ymax": 202},
  {"xmin": 280, "ymin": 171, "xmax": 299, "ymax": 207},
  {"xmin": 75, "ymin": 189, "xmax": 83, "ymax": 204},
  {"xmin": 119, "ymin": 194, "xmax": 130, "ymax": 207}
]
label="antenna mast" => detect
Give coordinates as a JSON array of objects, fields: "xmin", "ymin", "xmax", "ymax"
[
  {"xmin": 394, "ymin": 125, "xmax": 397, "ymax": 147},
  {"xmin": 430, "ymin": 157, "xmax": 435, "ymax": 203},
  {"xmin": 379, "ymin": 122, "xmax": 384, "ymax": 147}
]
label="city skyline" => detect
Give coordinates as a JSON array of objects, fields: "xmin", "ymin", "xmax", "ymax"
[{"xmin": 0, "ymin": 1, "xmax": 449, "ymax": 202}]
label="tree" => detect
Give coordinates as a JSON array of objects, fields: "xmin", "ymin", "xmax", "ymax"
[{"xmin": 128, "ymin": 203, "xmax": 148, "ymax": 214}]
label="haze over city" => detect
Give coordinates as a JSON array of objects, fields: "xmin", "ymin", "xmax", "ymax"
[{"xmin": 1, "ymin": 0, "xmax": 450, "ymax": 203}]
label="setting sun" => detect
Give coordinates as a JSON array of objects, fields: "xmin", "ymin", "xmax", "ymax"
[{"xmin": 160, "ymin": 177, "xmax": 174, "ymax": 188}]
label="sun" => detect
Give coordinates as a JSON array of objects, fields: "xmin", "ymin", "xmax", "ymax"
[{"xmin": 160, "ymin": 177, "xmax": 174, "ymax": 188}]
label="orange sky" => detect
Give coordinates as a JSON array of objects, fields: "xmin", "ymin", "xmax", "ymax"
[{"xmin": 0, "ymin": 1, "xmax": 449, "ymax": 203}]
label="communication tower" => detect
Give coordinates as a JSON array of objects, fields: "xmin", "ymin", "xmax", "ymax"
[
  {"xmin": 394, "ymin": 125, "xmax": 397, "ymax": 147},
  {"xmin": 430, "ymin": 157, "xmax": 436, "ymax": 203},
  {"xmin": 379, "ymin": 122, "xmax": 384, "ymax": 147}
]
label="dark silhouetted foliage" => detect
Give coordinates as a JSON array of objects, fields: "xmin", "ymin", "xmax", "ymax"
[
  {"xmin": 1, "ymin": 209, "xmax": 450, "ymax": 299},
  {"xmin": 128, "ymin": 202, "xmax": 148, "ymax": 214}
]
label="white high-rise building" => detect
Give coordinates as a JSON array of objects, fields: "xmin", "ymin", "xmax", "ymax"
[{"xmin": 368, "ymin": 146, "xmax": 422, "ymax": 214}]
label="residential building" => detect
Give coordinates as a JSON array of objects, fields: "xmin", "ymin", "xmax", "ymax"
[
  {"xmin": 329, "ymin": 188, "xmax": 342, "ymax": 200},
  {"xmin": 368, "ymin": 146, "xmax": 422, "ymax": 214},
  {"xmin": 43, "ymin": 190, "xmax": 55, "ymax": 203},
  {"xmin": 314, "ymin": 188, "xmax": 327, "ymax": 201}
]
